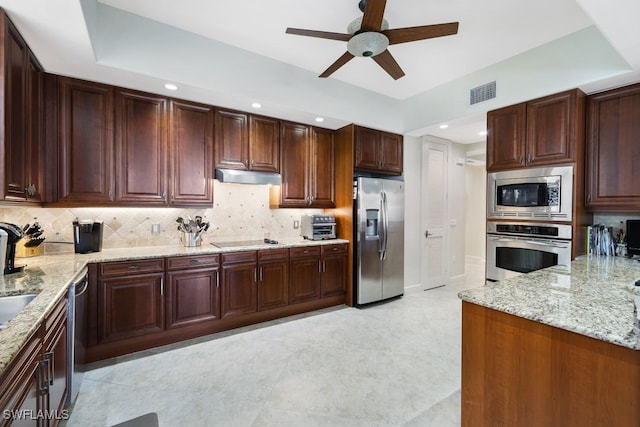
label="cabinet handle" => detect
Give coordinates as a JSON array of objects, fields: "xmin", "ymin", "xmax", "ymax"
[
  {"xmin": 44, "ymin": 352, "xmax": 54, "ymax": 386},
  {"xmin": 259, "ymin": 267, "xmax": 263, "ymax": 282},
  {"xmin": 162, "ymin": 191, "xmax": 167, "ymax": 199},
  {"xmin": 38, "ymin": 360, "xmax": 49, "ymax": 396},
  {"xmin": 251, "ymin": 159, "xmax": 255, "ymax": 168},
  {"xmin": 160, "ymin": 278, "xmax": 164, "ymax": 296},
  {"xmin": 527, "ymin": 154, "xmax": 532, "ymax": 163},
  {"xmin": 254, "ymin": 268, "xmax": 258, "ymax": 283},
  {"xmin": 519, "ymin": 156, "xmax": 524, "ymax": 165},
  {"xmin": 108, "ymin": 190, "xmax": 113, "ymax": 199},
  {"xmin": 215, "ymin": 271, "xmax": 219, "ymax": 288},
  {"xmin": 318, "ymin": 260, "xmax": 322, "ymax": 273},
  {"xmin": 190, "ymin": 259, "xmax": 201, "ymax": 264},
  {"xmin": 127, "ymin": 265, "xmax": 140, "ymax": 270},
  {"xmin": 587, "ymin": 194, "xmax": 591, "ymax": 203}
]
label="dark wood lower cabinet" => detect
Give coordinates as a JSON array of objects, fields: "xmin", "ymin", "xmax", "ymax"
[
  {"xmin": 86, "ymin": 245, "xmax": 347, "ymax": 362},
  {"xmin": 0, "ymin": 296, "xmax": 69, "ymax": 427}
]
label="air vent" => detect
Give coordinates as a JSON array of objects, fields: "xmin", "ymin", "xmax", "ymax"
[{"xmin": 470, "ymin": 81, "xmax": 496, "ymax": 105}]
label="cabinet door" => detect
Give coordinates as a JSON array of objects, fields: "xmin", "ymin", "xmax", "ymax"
[
  {"xmin": 44, "ymin": 312, "xmax": 68, "ymax": 419},
  {"xmin": 310, "ymin": 127, "xmax": 335, "ymax": 208},
  {"xmin": 3, "ymin": 20, "xmax": 27, "ymax": 200},
  {"xmin": 257, "ymin": 259, "xmax": 288, "ymax": 311},
  {"xmin": 354, "ymin": 126, "xmax": 380, "ymax": 171},
  {"xmin": 25, "ymin": 51, "xmax": 43, "ymax": 202},
  {"xmin": 586, "ymin": 83, "xmax": 640, "ymax": 208},
  {"xmin": 0, "ymin": 328, "xmax": 43, "ymax": 427},
  {"xmin": 379, "ymin": 131, "xmax": 403, "ymax": 174},
  {"xmin": 249, "ymin": 115, "xmax": 279, "ymax": 172},
  {"xmin": 115, "ymin": 90, "xmax": 167, "ymax": 204},
  {"xmin": 221, "ymin": 261, "xmax": 257, "ymax": 318},
  {"xmin": 98, "ymin": 273, "xmax": 165, "ymax": 343},
  {"xmin": 486, "ymin": 103, "xmax": 526, "ymax": 171},
  {"xmin": 166, "ymin": 267, "xmax": 220, "ymax": 329},
  {"xmin": 58, "ymin": 77, "xmax": 115, "ymax": 203},
  {"xmin": 321, "ymin": 245, "xmax": 348, "ymax": 298},
  {"xmin": 169, "ymin": 100, "xmax": 214, "ymax": 206},
  {"xmin": 214, "ymin": 109, "xmax": 248, "ymax": 170},
  {"xmin": 279, "ymin": 121, "xmax": 311, "ymax": 207},
  {"xmin": 289, "ymin": 256, "xmax": 321, "ymax": 304},
  {"xmin": 526, "ymin": 90, "xmax": 577, "ymax": 167}
]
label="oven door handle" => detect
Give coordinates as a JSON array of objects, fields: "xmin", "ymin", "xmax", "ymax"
[
  {"xmin": 523, "ymin": 240, "xmax": 570, "ymax": 248},
  {"xmin": 488, "ymin": 236, "xmax": 519, "ymax": 243}
]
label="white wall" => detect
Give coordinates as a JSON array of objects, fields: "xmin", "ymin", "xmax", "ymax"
[
  {"xmin": 403, "ymin": 136, "xmax": 422, "ymax": 289},
  {"xmin": 465, "ymin": 165, "xmax": 487, "ymax": 262}
]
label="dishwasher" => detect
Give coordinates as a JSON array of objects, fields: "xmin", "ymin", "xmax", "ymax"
[{"xmin": 66, "ymin": 267, "xmax": 88, "ymax": 406}]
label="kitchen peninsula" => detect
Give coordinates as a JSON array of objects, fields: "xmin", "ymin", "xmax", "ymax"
[{"xmin": 458, "ymin": 256, "xmax": 640, "ymax": 427}]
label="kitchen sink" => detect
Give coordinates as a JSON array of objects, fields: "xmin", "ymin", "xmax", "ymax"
[{"xmin": 0, "ymin": 294, "xmax": 38, "ymax": 331}]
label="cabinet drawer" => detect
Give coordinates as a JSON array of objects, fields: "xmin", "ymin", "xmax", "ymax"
[
  {"xmin": 258, "ymin": 248, "xmax": 289, "ymax": 262},
  {"xmin": 321, "ymin": 243, "xmax": 348, "ymax": 255},
  {"xmin": 289, "ymin": 246, "xmax": 320, "ymax": 258},
  {"xmin": 99, "ymin": 258, "xmax": 165, "ymax": 276},
  {"xmin": 167, "ymin": 254, "xmax": 219, "ymax": 270},
  {"xmin": 221, "ymin": 251, "xmax": 257, "ymax": 264}
]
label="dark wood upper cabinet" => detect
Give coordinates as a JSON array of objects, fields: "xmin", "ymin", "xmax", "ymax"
[
  {"xmin": 249, "ymin": 114, "xmax": 279, "ymax": 172},
  {"xmin": 354, "ymin": 126, "xmax": 403, "ymax": 175},
  {"xmin": 214, "ymin": 109, "xmax": 248, "ymax": 170},
  {"xmin": 214, "ymin": 109, "xmax": 279, "ymax": 172},
  {"xmin": 169, "ymin": 99, "xmax": 214, "ymax": 206},
  {"xmin": 276, "ymin": 122, "xmax": 335, "ymax": 208},
  {"xmin": 486, "ymin": 89, "xmax": 584, "ymax": 172},
  {"xmin": 586, "ymin": 83, "xmax": 640, "ymax": 210},
  {"xmin": 0, "ymin": 11, "xmax": 43, "ymax": 203},
  {"xmin": 115, "ymin": 89, "xmax": 168, "ymax": 204},
  {"xmin": 58, "ymin": 77, "xmax": 115, "ymax": 203}
]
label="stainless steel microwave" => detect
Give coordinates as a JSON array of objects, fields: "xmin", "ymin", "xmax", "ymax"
[{"xmin": 487, "ymin": 165, "xmax": 573, "ymax": 221}]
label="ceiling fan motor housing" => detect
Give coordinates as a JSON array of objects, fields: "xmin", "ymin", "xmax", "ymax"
[{"xmin": 347, "ymin": 31, "xmax": 389, "ymax": 57}]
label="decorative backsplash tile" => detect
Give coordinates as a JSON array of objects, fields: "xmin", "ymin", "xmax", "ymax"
[{"xmin": 0, "ymin": 181, "xmax": 321, "ymax": 253}]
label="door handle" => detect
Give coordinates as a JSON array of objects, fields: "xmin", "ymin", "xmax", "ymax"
[{"xmin": 424, "ymin": 230, "xmax": 430, "ymax": 238}]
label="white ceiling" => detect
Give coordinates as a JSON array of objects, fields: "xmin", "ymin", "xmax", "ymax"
[{"xmin": 2, "ymin": 0, "xmax": 640, "ymax": 144}]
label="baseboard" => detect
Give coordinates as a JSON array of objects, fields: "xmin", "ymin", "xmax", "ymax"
[
  {"xmin": 465, "ymin": 255, "xmax": 485, "ymax": 265},
  {"xmin": 404, "ymin": 283, "xmax": 423, "ymax": 295},
  {"xmin": 449, "ymin": 273, "xmax": 466, "ymax": 285}
]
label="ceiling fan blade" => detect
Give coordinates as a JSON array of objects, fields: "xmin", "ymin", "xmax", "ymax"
[
  {"xmin": 319, "ymin": 52, "xmax": 355, "ymax": 78},
  {"xmin": 361, "ymin": 0, "xmax": 387, "ymax": 31},
  {"xmin": 384, "ymin": 22, "xmax": 459, "ymax": 45},
  {"xmin": 286, "ymin": 28, "xmax": 351, "ymax": 42},
  {"xmin": 373, "ymin": 49, "xmax": 405, "ymax": 80}
]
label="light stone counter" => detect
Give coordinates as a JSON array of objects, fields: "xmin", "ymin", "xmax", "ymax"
[
  {"xmin": 458, "ymin": 255, "xmax": 640, "ymax": 350},
  {"xmin": 0, "ymin": 238, "xmax": 348, "ymax": 374}
]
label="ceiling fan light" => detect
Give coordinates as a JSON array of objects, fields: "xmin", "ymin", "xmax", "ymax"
[{"xmin": 347, "ymin": 32, "xmax": 389, "ymax": 58}]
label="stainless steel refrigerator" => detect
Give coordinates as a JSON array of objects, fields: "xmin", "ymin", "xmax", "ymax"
[{"xmin": 354, "ymin": 177, "xmax": 404, "ymax": 305}]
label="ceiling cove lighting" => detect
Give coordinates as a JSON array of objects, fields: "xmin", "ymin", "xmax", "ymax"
[
  {"xmin": 164, "ymin": 83, "xmax": 178, "ymax": 91},
  {"xmin": 251, "ymin": 102, "xmax": 262, "ymax": 108}
]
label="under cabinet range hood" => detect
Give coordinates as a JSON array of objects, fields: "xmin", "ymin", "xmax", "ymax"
[{"xmin": 214, "ymin": 168, "xmax": 281, "ymax": 185}]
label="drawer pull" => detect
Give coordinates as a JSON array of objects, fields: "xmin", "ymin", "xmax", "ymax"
[
  {"xmin": 128, "ymin": 265, "xmax": 140, "ymax": 270},
  {"xmin": 190, "ymin": 259, "xmax": 201, "ymax": 264}
]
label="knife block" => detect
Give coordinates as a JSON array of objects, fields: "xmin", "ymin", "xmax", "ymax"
[{"xmin": 15, "ymin": 240, "xmax": 42, "ymax": 258}]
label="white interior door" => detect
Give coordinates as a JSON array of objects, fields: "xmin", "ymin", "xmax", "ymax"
[{"xmin": 420, "ymin": 140, "xmax": 448, "ymax": 290}]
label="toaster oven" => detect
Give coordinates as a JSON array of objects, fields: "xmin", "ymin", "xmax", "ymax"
[{"xmin": 301, "ymin": 214, "xmax": 336, "ymax": 240}]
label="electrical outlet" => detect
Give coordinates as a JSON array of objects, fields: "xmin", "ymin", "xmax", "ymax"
[
  {"xmin": 293, "ymin": 220, "xmax": 300, "ymax": 229},
  {"xmin": 151, "ymin": 223, "xmax": 161, "ymax": 235}
]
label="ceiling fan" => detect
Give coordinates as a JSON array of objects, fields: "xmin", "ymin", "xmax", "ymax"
[{"xmin": 285, "ymin": 0, "xmax": 459, "ymax": 80}]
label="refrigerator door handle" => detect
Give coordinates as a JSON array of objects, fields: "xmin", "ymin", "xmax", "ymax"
[
  {"xmin": 378, "ymin": 193, "xmax": 385, "ymax": 261},
  {"xmin": 381, "ymin": 191, "xmax": 389, "ymax": 261}
]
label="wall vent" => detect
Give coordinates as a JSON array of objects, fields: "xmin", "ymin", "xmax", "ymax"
[{"xmin": 470, "ymin": 81, "xmax": 496, "ymax": 105}]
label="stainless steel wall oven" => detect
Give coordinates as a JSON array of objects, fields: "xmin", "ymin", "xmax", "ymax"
[{"xmin": 487, "ymin": 222, "xmax": 572, "ymax": 282}]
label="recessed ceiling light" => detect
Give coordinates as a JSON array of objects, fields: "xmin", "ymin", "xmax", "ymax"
[
  {"xmin": 315, "ymin": 117, "xmax": 324, "ymax": 123},
  {"xmin": 164, "ymin": 83, "xmax": 178, "ymax": 91},
  {"xmin": 439, "ymin": 124, "xmax": 449, "ymax": 129},
  {"xmin": 479, "ymin": 130, "xmax": 488, "ymax": 136},
  {"xmin": 251, "ymin": 102, "xmax": 262, "ymax": 108}
]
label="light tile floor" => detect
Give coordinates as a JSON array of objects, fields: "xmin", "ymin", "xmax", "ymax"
[{"xmin": 66, "ymin": 263, "xmax": 484, "ymax": 427}]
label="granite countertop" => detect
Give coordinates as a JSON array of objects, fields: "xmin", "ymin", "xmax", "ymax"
[
  {"xmin": 458, "ymin": 255, "xmax": 640, "ymax": 350},
  {"xmin": 0, "ymin": 238, "xmax": 348, "ymax": 374}
]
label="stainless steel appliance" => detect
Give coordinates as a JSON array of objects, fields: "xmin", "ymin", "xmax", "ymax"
[
  {"xmin": 0, "ymin": 229, "xmax": 7, "ymax": 273},
  {"xmin": 0, "ymin": 222, "xmax": 25, "ymax": 274},
  {"xmin": 72, "ymin": 220, "xmax": 104, "ymax": 254},
  {"xmin": 487, "ymin": 221, "xmax": 572, "ymax": 282},
  {"xmin": 354, "ymin": 177, "xmax": 404, "ymax": 305},
  {"xmin": 487, "ymin": 165, "xmax": 573, "ymax": 221},
  {"xmin": 301, "ymin": 214, "xmax": 336, "ymax": 240},
  {"xmin": 67, "ymin": 267, "xmax": 88, "ymax": 406}
]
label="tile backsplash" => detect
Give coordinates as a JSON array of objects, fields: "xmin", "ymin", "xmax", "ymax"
[{"xmin": 0, "ymin": 181, "xmax": 321, "ymax": 253}]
